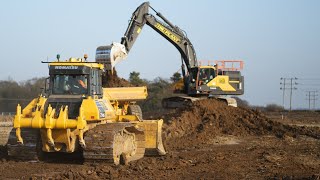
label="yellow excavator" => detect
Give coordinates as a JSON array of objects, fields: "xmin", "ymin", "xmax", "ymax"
[
  {"xmin": 96, "ymin": 2, "xmax": 244, "ymax": 108},
  {"xmin": 7, "ymin": 55, "xmax": 165, "ymax": 165}
]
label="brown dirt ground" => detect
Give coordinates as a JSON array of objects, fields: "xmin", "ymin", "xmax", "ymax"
[{"xmin": 1, "ymin": 100, "xmax": 320, "ymax": 179}]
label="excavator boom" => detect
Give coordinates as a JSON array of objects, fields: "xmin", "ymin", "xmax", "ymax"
[{"xmin": 120, "ymin": 2, "xmax": 197, "ymax": 71}]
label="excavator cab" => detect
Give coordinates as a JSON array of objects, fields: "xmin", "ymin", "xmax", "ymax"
[
  {"xmin": 197, "ymin": 67, "xmax": 216, "ymax": 86},
  {"xmin": 186, "ymin": 61, "xmax": 244, "ymax": 97},
  {"xmin": 187, "ymin": 66, "xmax": 216, "ymax": 95}
]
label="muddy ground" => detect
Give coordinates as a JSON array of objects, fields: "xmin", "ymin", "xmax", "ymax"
[{"xmin": 0, "ymin": 100, "xmax": 320, "ymax": 179}]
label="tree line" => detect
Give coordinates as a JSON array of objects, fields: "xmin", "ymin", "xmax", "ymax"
[
  {"xmin": 129, "ymin": 71, "xmax": 179, "ymax": 112},
  {"xmin": 0, "ymin": 77, "xmax": 46, "ymax": 112},
  {"xmin": 0, "ymin": 72, "xmax": 181, "ymax": 113},
  {"xmin": 2, "ymin": 72, "xmax": 277, "ymax": 114}
]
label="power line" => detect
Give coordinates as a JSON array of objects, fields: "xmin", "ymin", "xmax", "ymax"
[
  {"xmin": 298, "ymin": 78, "xmax": 320, "ymax": 81},
  {"xmin": 297, "ymin": 77, "xmax": 320, "ymax": 86},
  {"xmin": 299, "ymin": 88, "xmax": 320, "ymax": 91},
  {"xmin": 298, "ymin": 83, "xmax": 320, "ymax": 86}
]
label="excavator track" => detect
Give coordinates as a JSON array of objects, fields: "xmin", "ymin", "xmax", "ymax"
[
  {"xmin": 162, "ymin": 96, "xmax": 200, "ymax": 108},
  {"xmin": 162, "ymin": 96, "xmax": 238, "ymax": 108},
  {"xmin": 83, "ymin": 123, "xmax": 145, "ymax": 165},
  {"xmin": 7, "ymin": 128, "xmax": 41, "ymax": 160}
]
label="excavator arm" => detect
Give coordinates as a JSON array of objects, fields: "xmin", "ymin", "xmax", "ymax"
[
  {"xmin": 120, "ymin": 2, "xmax": 197, "ymax": 70},
  {"xmin": 96, "ymin": 2, "xmax": 197, "ymax": 76}
]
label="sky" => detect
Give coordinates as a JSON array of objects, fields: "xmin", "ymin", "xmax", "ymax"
[{"xmin": 0, "ymin": 0, "xmax": 320, "ymax": 109}]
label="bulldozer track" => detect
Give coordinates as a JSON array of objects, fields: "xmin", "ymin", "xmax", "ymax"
[
  {"xmin": 83, "ymin": 123, "xmax": 145, "ymax": 165},
  {"xmin": 7, "ymin": 128, "xmax": 41, "ymax": 161}
]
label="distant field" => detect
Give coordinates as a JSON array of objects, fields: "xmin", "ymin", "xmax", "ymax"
[{"xmin": 0, "ymin": 115, "xmax": 13, "ymax": 122}]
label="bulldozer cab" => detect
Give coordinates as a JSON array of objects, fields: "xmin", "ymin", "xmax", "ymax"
[{"xmin": 48, "ymin": 59, "xmax": 104, "ymax": 98}]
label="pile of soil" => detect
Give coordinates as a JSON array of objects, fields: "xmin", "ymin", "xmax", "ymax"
[
  {"xmin": 102, "ymin": 69, "xmax": 132, "ymax": 87},
  {"xmin": 162, "ymin": 99, "xmax": 320, "ymax": 150}
]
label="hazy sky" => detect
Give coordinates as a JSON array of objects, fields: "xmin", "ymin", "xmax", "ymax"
[{"xmin": 0, "ymin": 1, "xmax": 319, "ymax": 109}]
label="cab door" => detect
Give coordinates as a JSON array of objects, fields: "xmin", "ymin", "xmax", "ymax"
[
  {"xmin": 196, "ymin": 67, "xmax": 216, "ymax": 92},
  {"xmin": 186, "ymin": 67, "xmax": 199, "ymax": 96}
]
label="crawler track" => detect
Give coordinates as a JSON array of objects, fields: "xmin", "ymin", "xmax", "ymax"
[
  {"xmin": 162, "ymin": 96, "xmax": 237, "ymax": 108},
  {"xmin": 7, "ymin": 128, "xmax": 41, "ymax": 160},
  {"xmin": 83, "ymin": 123, "xmax": 145, "ymax": 165}
]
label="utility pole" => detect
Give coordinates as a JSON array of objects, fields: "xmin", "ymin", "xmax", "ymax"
[
  {"xmin": 308, "ymin": 91, "xmax": 311, "ymax": 110},
  {"xmin": 280, "ymin": 77, "xmax": 298, "ymax": 111},
  {"xmin": 289, "ymin": 78, "xmax": 298, "ymax": 111},
  {"xmin": 280, "ymin": 78, "xmax": 286, "ymax": 109},
  {"xmin": 306, "ymin": 90, "xmax": 318, "ymax": 110}
]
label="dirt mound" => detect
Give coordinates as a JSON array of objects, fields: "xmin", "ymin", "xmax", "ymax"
[
  {"xmin": 102, "ymin": 69, "xmax": 132, "ymax": 87},
  {"xmin": 163, "ymin": 99, "xmax": 320, "ymax": 150}
]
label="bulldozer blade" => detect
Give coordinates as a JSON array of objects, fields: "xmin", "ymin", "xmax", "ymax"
[{"xmin": 136, "ymin": 119, "xmax": 166, "ymax": 156}]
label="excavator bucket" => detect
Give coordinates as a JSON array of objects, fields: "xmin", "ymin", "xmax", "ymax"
[
  {"xmin": 136, "ymin": 119, "xmax": 166, "ymax": 156},
  {"xmin": 96, "ymin": 42, "xmax": 127, "ymax": 73}
]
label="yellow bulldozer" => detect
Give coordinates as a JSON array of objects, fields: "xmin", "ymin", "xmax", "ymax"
[{"xmin": 7, "ymin": 55, "xmax": 165, "ymax": 165}]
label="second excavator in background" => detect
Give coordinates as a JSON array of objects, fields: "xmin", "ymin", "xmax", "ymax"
[{"xmin": 95, "ymin": 2, "xmax": 244, "ymax": 107}]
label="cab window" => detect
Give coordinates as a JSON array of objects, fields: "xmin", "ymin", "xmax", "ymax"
[
  {"xmin": 199, "ymin": 68, "xmax": 215, "ymax": 85},
  {"xmin": 52, "ymin": 75, "xmax": 88, "ymax": 95}
]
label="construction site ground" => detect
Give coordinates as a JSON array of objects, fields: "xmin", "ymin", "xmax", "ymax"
[{"xmin": 0, "ymin": 100, "xmax": 320, "ymax": 179}]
